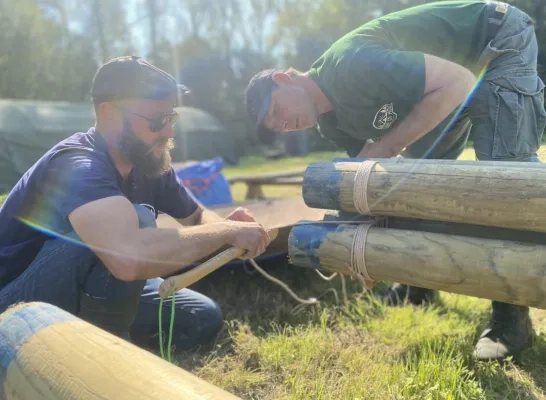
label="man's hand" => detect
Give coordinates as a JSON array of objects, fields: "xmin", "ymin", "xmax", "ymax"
[
  {"xmin": 225, "ymin": 207, "xmax": 257, "ymax": 223},
  {"xmin": 356, "ymin": 139, "xmax": 400, "ymax": 159},
  {"xmin": 225, "ymin": 221, "xmax": 271, "ymax": 259}
]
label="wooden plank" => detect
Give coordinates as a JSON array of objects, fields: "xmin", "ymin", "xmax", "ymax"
[
  {"xmin": 210, "ymin": 197, "xmax": 325, "ymax": 230},
  {"xmin": 157, "ymin": 197, "xmax": 326, "ymax": 259}
]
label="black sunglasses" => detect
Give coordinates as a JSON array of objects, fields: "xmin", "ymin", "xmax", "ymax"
[{"xmin": 113, "ymin": 104, "xmax": 179, "ymax": 133}]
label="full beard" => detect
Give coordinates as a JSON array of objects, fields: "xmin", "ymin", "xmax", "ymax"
[{"xmin": 118, "ymin": 119, "xmax": 174, "ymax": 178}]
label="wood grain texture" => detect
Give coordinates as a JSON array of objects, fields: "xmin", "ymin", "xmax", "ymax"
[
  {"xmin": 210, "ymin": 197, "xmax": 327, "ymax": 229},
  {"xmin": 303, "ymin": 160, "xmax": 546, "ymax": 232},
  {"xmin": 332, "ymin": 157, "xmax": 546, "ymax": 168},
  {"xmin": 288, "ymin": 223, "xmax": 546, "ymax": 309},
  {"xmin": 0, "ymin": 302, "xmax": 241, "ymax": 400},
  {"xmin": 321, "ymin": 211, "xmax": 546, "ymax": 244}
]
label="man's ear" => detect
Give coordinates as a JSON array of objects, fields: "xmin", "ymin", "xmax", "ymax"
[
  {"xmin": 271, "ymin": 71, "xmax": 291, "ymax": 84},
  {"xmin": 96, "ymin": 102, "xmax": 115, "ymax": 120}
]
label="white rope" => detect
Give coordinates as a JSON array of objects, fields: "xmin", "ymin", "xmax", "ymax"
[
  {"xmin": 353, "ymin": 160, "xmax": 378, "ymax": 214},
  {"xmin": 314, "ymin": 270, "xmax": 338, "ymax": 281},
  {"xmin": 351, "ymin": 223, "xmax": 373, "ymax": 282},
  {"xmin": 248, "ymin": 259, "xmax": 318, "ymax": 305}
]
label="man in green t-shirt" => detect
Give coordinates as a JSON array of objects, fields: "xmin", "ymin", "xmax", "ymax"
[{"xmin": 245, "ymin": 1, "xmax": 545, "ymax": 362}]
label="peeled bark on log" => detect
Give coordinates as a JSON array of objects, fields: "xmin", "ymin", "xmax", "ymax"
[
  {"xmin": 288, "ymin": 222, "xmax": 546, "ymax": 309},
  {"xmin": 303, "ymin": 160, "xmax": 546, "ymax": 232},
  {"xmin": 0, "ymin": 302, "xmax": 241, "ymax": 400}
]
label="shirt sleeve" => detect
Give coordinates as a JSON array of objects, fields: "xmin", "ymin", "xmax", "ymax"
[
  {"xmin": 41, "ymin": 150, "xmax": 124, "ymax": 221},
  {"xmin": 154, "ymin": 168, "xmax": 200, "ymax": 219},
  {"xmin": 347, "ymin": 46, "xmax": 426, "ymax": 122}
]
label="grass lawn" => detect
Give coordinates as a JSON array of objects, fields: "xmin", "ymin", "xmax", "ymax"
[
  {"xmin": 181, "ymin": 147, "xmax": 546, "ymax": 399},
  {"xmin": 1, "ymin": 147, "xmax": 545, "ymax": 399}
]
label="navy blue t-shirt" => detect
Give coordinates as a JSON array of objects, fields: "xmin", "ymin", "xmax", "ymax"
[{"xmin": 0, "ymin": 127, "xmax": 199, "ymax": 284}]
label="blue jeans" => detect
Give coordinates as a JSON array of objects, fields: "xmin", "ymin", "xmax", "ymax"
[
  {"xmin": 0, "ymin": 204, "xmax": 223, "ymax": 351},
  {"xmin": 406, "ymin": 5, "xmax": 546, "ymax": 163}
]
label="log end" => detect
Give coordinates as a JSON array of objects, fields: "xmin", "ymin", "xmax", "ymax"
[
  {"xmin": 0, "ymin": 301, "xmax": 77, "ymax": 364},
  {"xmin": 302, "ymin": 163, "xmax": 344, "ymax": 210},
  {"xmin": 288, "ymin": 221, "xmax": 343, "ymax": 270}
]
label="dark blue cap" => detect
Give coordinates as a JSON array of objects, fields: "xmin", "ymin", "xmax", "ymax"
[
  {"xmin": 244, "ymin": 68, "xmax": 281, "ymax": 145},
  {"xmin": 91, "ymin": 56, "xmax": 190, "ymax": 106}
]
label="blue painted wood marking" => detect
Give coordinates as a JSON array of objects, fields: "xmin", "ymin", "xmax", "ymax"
[
  {"xmin": 289, "ymin": 222, "xmax": 345, "ymax": 269},
  {"xmin": 0, "ymin": 303, "xmax": 77, "ymax": 386},
  {"xmin": 303, "ymin": 163, "xmax": 345, "ymax": 210}
]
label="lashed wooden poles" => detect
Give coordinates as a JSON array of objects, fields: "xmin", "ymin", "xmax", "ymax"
[
  {"xmin": 302, "ymin": 159, "xmax": 546, "ymax": 232},
  {"xmin": 0, "ymin": 302, "xmax": 241, "ymax": 400},
  {"xmin": 288, "ymin": 221, "xmax": 546, "ymax": 309}
]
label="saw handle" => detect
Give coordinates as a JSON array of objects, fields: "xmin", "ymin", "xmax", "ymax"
[{"xmin": 158, "ymin": 228, "xmax": 279, "ymax": 299}]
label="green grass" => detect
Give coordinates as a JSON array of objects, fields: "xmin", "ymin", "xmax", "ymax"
[
  {"xmin": 2, "ymin": 147, "xmax": 546, "ymax": 399},
  {"xmin": 180, "ymin": 266, "xmax": 546, "ymax": 400}
]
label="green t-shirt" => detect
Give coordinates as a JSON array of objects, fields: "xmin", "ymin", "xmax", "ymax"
[{"xmin": 307, "ymin": 0, "xmax": 496, "ymax": 157}]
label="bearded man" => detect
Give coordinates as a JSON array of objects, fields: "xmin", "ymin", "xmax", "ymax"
[{"xmin": 0, "ymin": 56, "xmax": 271, "ymax": 350}]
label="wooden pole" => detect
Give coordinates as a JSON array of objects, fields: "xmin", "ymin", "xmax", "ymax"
[
  {"xmin": 332, "ymin": 157, "xmax": 546, "ymax": 168},
  {"xmin": 287, "ymin": 222, "xmax": 546, "ymax": 309},
  {"xmin": 0, "ymin": 302, "xmax": 241, "ymax": 400},
  {"xmin": 321, "ymin": 210, "xmax": 546, "ymax": 245},
  {"xmin": 302, "ymin": 160, "xmax": 546, "ymax": 232}
]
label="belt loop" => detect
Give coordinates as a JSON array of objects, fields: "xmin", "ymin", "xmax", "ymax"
[{"xmin": 485, "ymin": 1, "xmax": 510, "ymax": 44}]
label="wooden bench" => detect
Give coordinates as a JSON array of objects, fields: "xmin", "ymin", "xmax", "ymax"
[
  {"xmin": 171, "ymin": 161, "xmax": 305, "ymax": 201},
  {"xmin": 227, "ymin": 171, "xmax": 305, "ymax": 200}
]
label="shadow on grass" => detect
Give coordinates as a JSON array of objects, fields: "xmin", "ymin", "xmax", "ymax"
[
  {"xmin": 169, "ymin": 257, "xmax": 378, "ymax": 367},
  {"xmin": 163, "ymin": 258, "xmax": 546, "ymax": 399}
]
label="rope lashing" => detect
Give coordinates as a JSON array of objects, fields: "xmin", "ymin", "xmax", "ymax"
[
  {"xmin": 353, "ymin": 160, "xmax": 378, "ymax": 214},
  {"xmin": 351, "ymin": 223, "xmax": 373, "ymax": 283}
]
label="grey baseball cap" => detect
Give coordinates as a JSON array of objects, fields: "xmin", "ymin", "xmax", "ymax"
[
  {"xmin": 244, "ymin": 68, "xmax": 281, "ymax": 145},
  {"xmin": 91, "ymin": 55, "xmax": 190, "ymax": 105}
]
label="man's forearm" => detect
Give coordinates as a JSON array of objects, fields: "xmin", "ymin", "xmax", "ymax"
[
  {"xmin": 381, "ymin": 82, "xmax": 472, "ymax": 154},
  {"xmin": 119, "ymin": 222, "xmax": 233, "ymax": 280},
  {"xmin": 376, "ymin": 53, "xmax": 477, "ymax": 155}
]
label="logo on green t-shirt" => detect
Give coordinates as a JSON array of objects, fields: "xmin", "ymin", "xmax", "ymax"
[{"xmin": 373, "ymin": 103, "xmax": 398, "ymax": 130}]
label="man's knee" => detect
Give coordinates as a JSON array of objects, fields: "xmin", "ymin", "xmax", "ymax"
[
  {"xmin": 171, "ymin": 289, "xmax": 224, "ymax": 339},
  {"xmin": 132, "ymin": 279, "xmax": 223, "ymax": 349},
  {"xmin": 197, "ymin": 297, "xmax": 224, "ymax": 335}
]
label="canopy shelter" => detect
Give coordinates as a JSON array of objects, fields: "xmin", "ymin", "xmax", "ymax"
[
  {"xmin": 0, "ymin": 99, "xmax": 95, "ymax": 192},
  {"xmin": 0, "ymin": 99, "xmax": 236, "ymax": 192}
]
